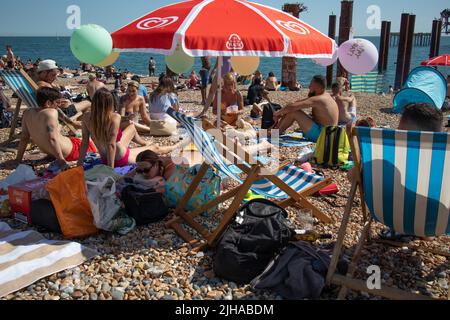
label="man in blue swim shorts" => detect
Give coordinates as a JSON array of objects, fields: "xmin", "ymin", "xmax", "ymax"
[{"xmin": 273, "ymin": 75, "xmax": 339, "ymax": 142}]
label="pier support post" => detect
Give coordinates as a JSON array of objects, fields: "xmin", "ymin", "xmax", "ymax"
[
  {"xmin": 394, "ymin": 14, "xmax": 413, "ymax": 90},
  {"xmin": 337, "ymin": 0, "xmax": 354, "ymax": 79},
  {"xmin": 430, "ymin": 19, "xmax": 443, "ymax": 59},
  {"xmin": 281, "ymin": 3, "xmax": 302, "ymax": 90},
  {"xmin": 327, "ymin": 14, "xmax": 337, "ymax": 87},
  {"xmin": 378, "ymin": 21, "xmax": 391, "ymax": 73}
]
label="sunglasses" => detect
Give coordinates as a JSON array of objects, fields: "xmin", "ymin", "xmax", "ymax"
[{"xmin": 136, "ymin": 168, "xmax": 152, "ymax": 174}]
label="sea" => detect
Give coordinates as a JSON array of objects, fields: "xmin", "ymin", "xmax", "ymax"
[{"xmin": 0, "ymin": 36, "xmax": 449, "ymax": 91}]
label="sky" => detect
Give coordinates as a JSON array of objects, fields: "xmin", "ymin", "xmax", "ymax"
[{"xmin": 0, "ymin": 0, "xmax": 447, "ymax": 37}]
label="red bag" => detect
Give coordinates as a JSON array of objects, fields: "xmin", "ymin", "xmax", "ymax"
[
  {"xmin": 317, "ymin": 183, "xmax": 339, "ymax": 196},
  {"xmin": 47, "ymin": 167, "xmax": 97, "ymax": 238}
]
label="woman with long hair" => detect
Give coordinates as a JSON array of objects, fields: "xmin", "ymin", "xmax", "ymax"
[{"xmin": 77, "ymin": 88, "xmax": 183, "ymax": 168}]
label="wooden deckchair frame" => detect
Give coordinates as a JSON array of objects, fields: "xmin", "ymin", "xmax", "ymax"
[
  {"xmin": 325, "ymin": 127, "xmax": 449, "ymax": 300},
  {"xmin": 4, "ymin": 69, "xmax": 80, "ymax": 144},
  {"xmin": 165, "ymin": 120, "xmax": 333, "ymax": 251}
]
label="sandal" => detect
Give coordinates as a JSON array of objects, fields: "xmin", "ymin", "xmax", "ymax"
[{"xmin": 378, "ymin": 228, "xmax": 414, "ymax": 243}]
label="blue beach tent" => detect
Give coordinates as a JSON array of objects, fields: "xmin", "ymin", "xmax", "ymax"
[{"xmin": 393, "ymin": 66, "xmax": 447, "ymax": 113}]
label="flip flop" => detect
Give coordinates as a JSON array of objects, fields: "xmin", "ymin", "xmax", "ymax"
[
  {"xmin": 244, "ymin": 191, "xmax": 265, "ymax": 202},
  {"xmin": 378, "ymin": 229, "xmax": 414, "ymax": 243}
]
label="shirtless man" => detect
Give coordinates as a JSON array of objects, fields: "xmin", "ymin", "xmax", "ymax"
[
  {"xmin": 331, "ymin": 83, "xmax": 357, "ymax": 125},
  {"xmin": 86, "ymin": 73, "xmax": 105, "ymax": 100},
  {"xmin": 16, "ymin": 87, "xmax": 96, "ymax": 167},
  {"xmin": 120, "ymin": 80, "xmax": 151, "ymax": 133},
  {"xmin": 36, "ymin": 60, "xmax": 90, "ymax": 123},
  {"xmin": 273, "ymin": 75, "xmax": 339, "ymax": 142}
]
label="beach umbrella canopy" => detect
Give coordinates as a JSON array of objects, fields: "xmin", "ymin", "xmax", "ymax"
[
  {"xmin": 111, "ymin": 0, "xmax": 336, "ymax": 59},
  {"xmin": 421, "ymin": 54, "xmax": 450, "ymax": 67}
]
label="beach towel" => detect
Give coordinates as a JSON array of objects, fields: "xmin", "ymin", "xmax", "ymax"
[
  {"xmin": 0, "ymin": 222, "xmax": 98, "ymax": 298},
  {"xmin": 277, "ymin": 133, "xmax": 314, "ymax": 148}
]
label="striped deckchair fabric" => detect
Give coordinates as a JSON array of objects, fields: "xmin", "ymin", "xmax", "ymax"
[
  {"xmin": 357, "ymin": 127, "xmax": 450, "ymax": 237},
  {"xmin": 0, "ymin": 70, "xmax": 38, "ymax": 108},
  {"xmin": 0, "ymin": 222, "xmax": 98, "ymax": 298},
  {"xmin": 350, "ymin": 71, "xmax": 384, "ymax": 93},
  {"xmin": 326, "ymin": 127, "xmax": 450, "ymax": 300},
  {"xmin": 167, "ymin": 108, "xmax": 325, "ymax": 199}
]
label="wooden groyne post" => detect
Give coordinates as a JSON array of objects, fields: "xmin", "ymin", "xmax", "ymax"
[
  {"xmin": 394, "ymin": 14, "xmax": 415, "ymax": 90},
  {"xmin": 430, "ymin": 19, "xmax": 442, "ymax": 58},
  {"xmin": 281, "ymin": 3, "xmax": 303, "ymax": 90},
  {"xmin": 337, "ymin": 0, "xmax": 354, "ymax": 79},
  {"xmin": 378, "ymin": 21, "xmax": 391, "ymax": 73},
  {"xmin": 326, "ymin": 14, "xmax": 337, "ymax": 87}
]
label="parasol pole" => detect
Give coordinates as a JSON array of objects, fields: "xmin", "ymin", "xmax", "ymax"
[{"xmin": 217, "ymin": 56, "xmax": 223, "ymax": 129}]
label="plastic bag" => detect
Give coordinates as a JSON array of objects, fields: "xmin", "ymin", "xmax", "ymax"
[
  {"xmin": 86, "ymin": 176, "xmax": 135, "ymax": 235},
  {"xmin": 47, "ymin": 167, "xmax": 98, "ymax": 238},
  {"xmin": 0, "ymin": 164, "xmax": 36, "ymax": 191},
  {"xmin": 85, "ymin": 165, "xmax": 122, "ymax": 182}
]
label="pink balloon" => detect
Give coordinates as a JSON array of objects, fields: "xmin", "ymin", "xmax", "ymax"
[{"xmin": 338, "ymin": 39, "xmax": 379, "ymax": 75}]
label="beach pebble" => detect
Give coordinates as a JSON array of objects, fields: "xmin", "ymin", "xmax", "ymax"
[
  {"xmin": 170, "ymin": 287, "xmax": 185, "ymax": 298},
  {"xmin": 111, "ymin": 287, "xmax": 125, "ymax": 301}
]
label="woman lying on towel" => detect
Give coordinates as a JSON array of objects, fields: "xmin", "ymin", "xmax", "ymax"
[
  {"xmin": 77, "ymin": 88, "xmax": 185, "ymax": 168},
  {"xmin": 125, "ymin": 150, "xmax": 179, "ymax": 194}
]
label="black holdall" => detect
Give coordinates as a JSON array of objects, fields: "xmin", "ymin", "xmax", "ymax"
[
  {"xmin": 121, "ymin": 185, "xmax": 169, "ymax": 226},
  {"xmin": 30, "ymin": 199, "xmax": 62, "ymax": 233},
  {"xmin": 214, "ymin": 199, "xmax": 293, "ymax": 284}
]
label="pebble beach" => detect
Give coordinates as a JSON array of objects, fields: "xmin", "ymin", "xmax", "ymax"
[{"xmin": 0, "ymin": 75, "xmax": 449, "ymax": 301}]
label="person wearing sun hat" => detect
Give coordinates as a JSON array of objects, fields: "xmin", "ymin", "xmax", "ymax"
[{"xmin": 35, "ymin": 59, "xmax": 90, "ymax": 124}]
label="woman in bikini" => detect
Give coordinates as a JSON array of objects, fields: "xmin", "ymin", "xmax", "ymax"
[
  {"xmin": 77, "ymin": 88, "xmax": 183, "ymax": 168},
  {"xmin": 213, "ymin": 73, "xmax": 244, "ymax": 127}
]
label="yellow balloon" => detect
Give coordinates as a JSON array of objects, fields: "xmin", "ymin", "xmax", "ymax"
[
  {"xmin": 96, "ymin": 51, "xmax": 120, "ymax": 67},
  {"xmin": 165, "ymin": 46, "xmax": 195, "ymax": 74},
  {"xmin": 230, "ymin": 56, "xmax": 260, "ymax": 76}
]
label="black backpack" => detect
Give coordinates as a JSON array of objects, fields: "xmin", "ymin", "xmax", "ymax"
[
  {"xmin": 121, "ymin": 185, "xmax": 169, "ymax": 226},
  {"xmin": 261, "ymin": 103, "xmax": 282, "ymax": 129},
  {"xmin": 214, "ymin": 199, "xmax": 293, "ymax": 284}
]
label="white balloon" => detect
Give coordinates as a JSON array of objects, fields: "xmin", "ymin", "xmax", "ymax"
[
  {"xmin": 338, "ymin": 38, "xmax": 379, "ymax": 75},
  {"xmin": 312, "ymin": 49, "xmax": 338, "ymax": 67}
]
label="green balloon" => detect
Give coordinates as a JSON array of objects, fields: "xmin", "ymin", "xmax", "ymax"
[
  {"xmin": 165, "ymin": 48, "xmax": 195, "ymax": 74},
  {"xmin": 70, "ymin": 24, "xmax": 113, "ymax": 65}
]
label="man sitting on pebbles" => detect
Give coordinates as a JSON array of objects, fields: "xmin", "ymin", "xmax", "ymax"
[
  {"xmin": 16, "ymin": 87, "xmax": 97, "ymax": 167},
  {"xmin": 273, "ymin": 75, "xmax": 339, "ymax": 142}
]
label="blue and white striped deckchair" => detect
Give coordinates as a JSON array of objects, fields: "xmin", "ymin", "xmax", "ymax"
[
  {"xmin": 0, "ymin": 69, "xmax": 40, "ymax": 141},
  {"xmin": 326, "ymin": 127, "xmax": 450, "ymax": 300},
  {"xmin": 0, "ymin": 69, "xmax": 39, "ymax": 109},
  {"xmin": 165, "ymin": 108, "xmax": 332, "ymax": 248},
  {"xmin": 0, "ymin": 69, "xmax": 78, "ymax": 141}
]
